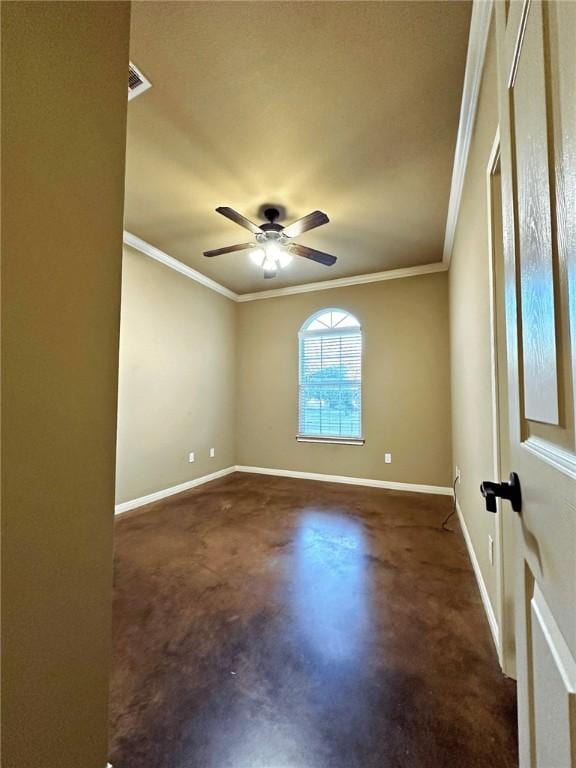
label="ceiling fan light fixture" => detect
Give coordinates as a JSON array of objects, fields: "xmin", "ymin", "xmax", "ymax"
[
  {"xmin": 262, "ymin": 254, "xmax": 278, "ymax": 272},
  {"xmin": 249, "ymin": 239, "xmax": 293, "ymax": 274},
  {"xmin": 277, "ymin": 249, "xmax": 293, "ymax": 268},
  {"xmin": 264, "ymin": 240, "xmax": 282, "ymax": 259},
  {"xmin": 250, "ymin": 248, "xmax": 266, "ymax": 266}
]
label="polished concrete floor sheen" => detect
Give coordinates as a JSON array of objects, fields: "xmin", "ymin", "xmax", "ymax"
[{"xmin": 109, "ymin": 473, "xmax": 517, "ymax": 768}]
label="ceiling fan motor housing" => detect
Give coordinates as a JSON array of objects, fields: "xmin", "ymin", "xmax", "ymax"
[
  {"xmin": 256, "ymin": 230, "xmax": 286, "ymax": 244},
  {"xmin": 264, "ymin": 207, "xmax": 281, "ymax": 222},
  {"xmin": 258, "ymin": 203, "xmax": 285, "ymax": 222},
  {"xmin": 259, "ymin": 223, "xmax": 284, "ymax": 235},
  {"xmin": 260, "ymin": 207, "xmax": 284, "ymax": 233}
]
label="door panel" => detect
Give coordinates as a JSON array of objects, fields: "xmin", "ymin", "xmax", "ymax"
[
  {"xmin": 531, "ymin": 586, "xmax": 576, "ymax": 767},
  {"xmin": 512, "ymin": 0, "xmax": 558, "ymax": 425},
  {"xmin": 495, "ymin": 0, "xmax": 576, "ymax": 765}
]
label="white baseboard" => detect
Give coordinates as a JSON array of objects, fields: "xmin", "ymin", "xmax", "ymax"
[
  {"xmin": 455, "ymin": 498, "xmax": 500, "ymax": 652},
  {"xmin": 114, "ymin": 466, "xmax": 236, "ymax": 514},
  {"xmin": 116, "ymin": 464, "xmax": 453, "ymax": 515},
  {"xmin": 235, "ymin": 465, "xmax": 453, "ymax": 495}
]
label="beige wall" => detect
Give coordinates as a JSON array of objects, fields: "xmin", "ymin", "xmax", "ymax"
[
  {"xmin": 1, "ymin": 3, "xmax": 130, "ymax": 766},
  {"xmin": 116, "ymin": 247, "xmax": 236, "ymax": 504},
  {"xmin": 449, "ymin": 24, "xmax": 499, "ymax": 612},
  {"xmin": 236, "ymin": 274, "xmax": 451, "ymax": 487}
]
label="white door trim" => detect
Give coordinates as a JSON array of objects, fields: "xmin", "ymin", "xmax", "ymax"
[{"xmin": 486, "ymin": 126, "xmax": 513, "ymax": 676}]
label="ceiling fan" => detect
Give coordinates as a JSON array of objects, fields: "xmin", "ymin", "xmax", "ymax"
[{"xmin": 203, "ymin": 206, "xmax": 336, "ymax": 278}]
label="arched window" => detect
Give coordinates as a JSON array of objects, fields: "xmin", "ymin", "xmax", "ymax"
[{"xmin": 298, "ymin": 309, "xmax": 362, "ymax": 442}]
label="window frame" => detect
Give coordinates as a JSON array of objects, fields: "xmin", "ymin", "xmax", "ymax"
[{"xmin": 297, "ymin": 308, "xmax": 364, "ymax": 446}]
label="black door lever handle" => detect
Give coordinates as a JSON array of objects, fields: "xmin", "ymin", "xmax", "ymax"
[{"xmin": 480, "ymin": 472, "xmax": 522, "ymax": 514}]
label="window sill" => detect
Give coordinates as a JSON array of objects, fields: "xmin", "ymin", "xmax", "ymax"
[{"xmin": 296, "ymin": 435, "xmax": 365, "ymax": 446}]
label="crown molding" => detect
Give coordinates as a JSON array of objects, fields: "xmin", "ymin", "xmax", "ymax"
[
  {"xmin": 442, "ymin": 0, "xmax": 494, "ymax": 266},
  {"xmin": 123, "ymin": 231, "xmax": 237, "ymax": 300},
  {"xmin": 235, "ymin": 261, "xmax": 447, "ymax": 302},
  {"xmin": 123, "ymin": 231, "xmax": 447, "ymax": 302}
]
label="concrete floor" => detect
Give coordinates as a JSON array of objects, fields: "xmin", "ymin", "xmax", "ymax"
[{"xmin": 109, "ymin": 472, "xmax": 518, "ymax": 768}]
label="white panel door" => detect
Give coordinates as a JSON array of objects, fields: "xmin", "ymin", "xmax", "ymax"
[{"xmin": 495, "ymin": 0, "xmax": 576, "ymax": 765}]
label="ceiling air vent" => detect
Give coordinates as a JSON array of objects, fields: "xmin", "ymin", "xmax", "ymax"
[{"xmin": 128, "ymin": 62, "xmax": 151, "ymax": 101}]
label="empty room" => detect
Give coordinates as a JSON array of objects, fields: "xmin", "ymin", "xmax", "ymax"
[{"xmin": 2, "ymin": 2, "xmax": 575, "ymax": 768}]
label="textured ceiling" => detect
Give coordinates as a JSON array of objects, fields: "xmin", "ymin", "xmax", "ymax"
[{"xmin": 126, "ymin": 1, "xmax": 471, "ymax": 294}]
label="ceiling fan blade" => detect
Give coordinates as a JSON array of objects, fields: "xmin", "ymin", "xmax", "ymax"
[
  {"xmin": 203, "ymin": 242, "xmax": 254, "ymax": 257},
  {"xmin": 216, "ymin": 207, "xmax": 263, "ymax": 235},
  {"xmin": 290, "ymin": 243, "xmax": 336, "ymax": 266},
  {"xmin": 282, "ymin": 210, "xmax": 329, "ymax": 238}
]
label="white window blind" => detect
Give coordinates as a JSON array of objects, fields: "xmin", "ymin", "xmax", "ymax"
[{"xmin": 298, "ymin": 310, "xmax": 362, "ymax": 439}]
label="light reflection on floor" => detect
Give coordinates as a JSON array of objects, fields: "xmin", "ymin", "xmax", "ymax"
[
  {"xmin": 223, "ymin": 719, "xmax": 315, "ymax": 768},
  {"xmin": 291, "ymin": 510, "xmax": 371, "ymax": 664},
  {"xmin": 229, "ymin": 511, "xmax": 373, "ymax": 768}
]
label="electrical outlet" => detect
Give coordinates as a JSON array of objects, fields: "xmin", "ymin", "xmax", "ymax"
[
  {"xmin": 384, "ymin": 453, "xmax": 392, "ymax": 464},
  {"xmin": 488, "ymin": 535, "xmax": 494, "ymax": 565},
  {"xmin": 188, "ymin": 452, "xmax": 195, "ymax": 463},
  {"xmin": 209, "ymin": 448, "xmax": 215, "ymax": 458},
  {"xmin": 455, "ymin": 465, "xmax": 461, "ymax": 482}
]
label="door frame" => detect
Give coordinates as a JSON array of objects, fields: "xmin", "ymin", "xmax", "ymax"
[{"xmin": 486, "ymin": 126, "xmax": 516, "ymax": 679}]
